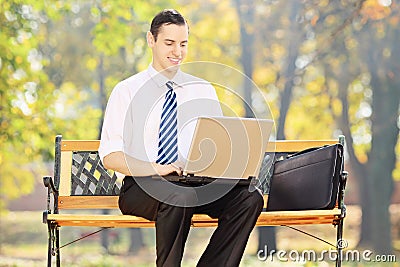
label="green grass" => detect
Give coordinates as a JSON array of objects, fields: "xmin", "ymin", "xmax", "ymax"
[{"xmin": 0, "ymin": 208, "xmax": 399, "ymax": 266}]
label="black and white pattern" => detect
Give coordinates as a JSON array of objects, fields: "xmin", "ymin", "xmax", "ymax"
[{"xmin": 156, "ymin": 81, "xmax": 178, "ymax": 164}]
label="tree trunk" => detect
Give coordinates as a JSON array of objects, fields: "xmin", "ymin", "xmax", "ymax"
[
  {"xmin": 331, "ymin": 44, "xmax": 373, "ymax": 247},
  {"xmin": 257, "ymin": 226, "xmax": 276, "ymax": 258},
  {"xmin": 97, "ymin": 55, "xmax": 107, "ymax": 137},
  {"xmin": 128, "ymin": 228, "xmax": 144, "ymax": 254},
  {"xmin": 363, "ymin": 73, "xmax": 398, "ymax": 253},
  {"xmin": 96, "ymin": 54, "xmax": 147, "ymax": 254},
  {"xmin": 276, "ymin": 1, "xmax": 303, "ymax": 140},
  {"xmin": 257, "ymin": 0, "xmax": 303, "ymax": 252},
  {"xmin": 355, "ymin": 19, "xmax": 400, "ymax": 253},
  {"xmin": 101, "ymin": 210, "xmax": 110, "ymax": 252},
  {"xmin": 234, "ymin": 0, "xmax": 255, "ymax": 118},
  {"xmin": 233, "ymin": 0, "xmax": 277, "ymax": 253},
  {"xmin": 97, "ymin": 55, "xmax": 111, "ymax": 252}
]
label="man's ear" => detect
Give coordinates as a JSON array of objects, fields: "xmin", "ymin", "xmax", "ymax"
[{"xmin": 147, "ymin": 31, "xmax": 155, "ymax": 47}]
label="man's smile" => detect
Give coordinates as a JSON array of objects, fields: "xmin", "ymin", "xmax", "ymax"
[{"xmin": 168, "ymin": 57, "xmax": 182, "ymax": 64}]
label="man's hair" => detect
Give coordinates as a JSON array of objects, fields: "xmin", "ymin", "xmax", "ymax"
[{"xmin": 150, "ymin": 9, "xmax": 188, "ymax": 41}]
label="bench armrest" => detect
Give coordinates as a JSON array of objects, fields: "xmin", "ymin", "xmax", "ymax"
[
  {"xmin": 43, "ymin": 176, "xmax": 59, "ymax": 222},
  {"xmin": 338, "ymin": 171, "xmax": 348, "ymax": 219},
  {"xmin": 44, "ymin": 176, "xmax": 58, "ymax": 194}
]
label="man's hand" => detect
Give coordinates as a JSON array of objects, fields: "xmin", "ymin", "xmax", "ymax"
[{"xmin": 153, "ymin": 162, "xmax": 183, "ymax": 176}]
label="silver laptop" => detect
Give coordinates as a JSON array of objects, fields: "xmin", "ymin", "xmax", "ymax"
[{"xmin": 183, "ymin": 117, "xmax": 273, "ymax": 180}]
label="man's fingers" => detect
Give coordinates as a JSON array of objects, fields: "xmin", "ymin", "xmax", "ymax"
[
  {"xmin": 171, "ymin": 162, "xmax": 183, "ymax": 176},
  {"xmin": 176, "ymin": 167, "xmax": 183, "ymax": 176}
]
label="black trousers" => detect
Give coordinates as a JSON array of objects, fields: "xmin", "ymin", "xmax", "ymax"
[{"xmin": 119, "ymin": 176, "xmax": 263, "ymax": 267}]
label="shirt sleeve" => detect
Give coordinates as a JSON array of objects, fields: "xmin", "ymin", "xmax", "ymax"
[{"xmin": 99, "ymin": 82, "xmax": 131, "ymax": 162}]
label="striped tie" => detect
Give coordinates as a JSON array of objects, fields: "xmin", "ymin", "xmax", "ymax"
[{"xmin": 156, "ymin": 81, "xmax": 178, "ymax": 164}]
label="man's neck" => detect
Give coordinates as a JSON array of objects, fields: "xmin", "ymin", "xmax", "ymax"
[{"xmin": 152, "ymin": 64, "xmax": 179, "ymax": 80}]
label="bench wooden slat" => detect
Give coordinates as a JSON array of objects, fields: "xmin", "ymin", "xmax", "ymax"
[
  {"xmin": 59, "ymin": 194, "xmax": 269, "ymax": 210},
  {"xmin": 47, "ymin": 209, "xmax": 341, "ymax": 228},
  {"xmin": 61, "ymin": 140, "xmax": 101, "ymax": 151},
  {"xmin": 61, "ymin": 140, "xmax": 338, "ymax": 153},
  {"xmin": 60, "ymin": 151, "xmax": 73, "ymax": 196},
  {"xmin": 265, "ymin": 140, "xmax": 337, "ymax": 152},
  {"xmin": 58, "ymin": 195, "xmax": 336, "ymax": 211},
  {"xmin": 59, "ymin": 196, "xmax": 119, "ymax": 209},
  {"xmin": 56, "ymin": 196, "xmax": 340, "ymax": 226}
]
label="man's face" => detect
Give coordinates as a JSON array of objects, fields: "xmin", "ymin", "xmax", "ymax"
[{"xmin": 147, "ymin": 23, "xmax": 188, "ymax": 76}]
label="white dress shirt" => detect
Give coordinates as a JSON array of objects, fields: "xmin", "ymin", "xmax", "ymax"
[{"xmin": 99, "ymin": 65, "xmax": 223, "ymax": 173}]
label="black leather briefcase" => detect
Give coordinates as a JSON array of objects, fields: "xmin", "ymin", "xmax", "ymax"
[{"xmin": 266, "ymin": 144, "xmax": 343, "ymax": 211}]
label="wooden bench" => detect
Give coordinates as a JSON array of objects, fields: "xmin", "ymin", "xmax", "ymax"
[{"xmin": 43, "ymin": 135, "xmax": 348, "ymax": 267}]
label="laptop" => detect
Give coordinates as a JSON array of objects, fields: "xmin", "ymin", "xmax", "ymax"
[{"xmin": 160, "ymin": 117, "xmax": 274, "ymax": 185}]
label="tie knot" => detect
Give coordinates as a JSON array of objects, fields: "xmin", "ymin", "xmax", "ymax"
[{"xmin": 166, "ymin": 81, "xmax": 174, "ymax": 91}]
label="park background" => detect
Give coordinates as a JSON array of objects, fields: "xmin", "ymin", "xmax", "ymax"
[{"xmin": 1, "ymin": 0, "xmax": 399, "ymax": 266}]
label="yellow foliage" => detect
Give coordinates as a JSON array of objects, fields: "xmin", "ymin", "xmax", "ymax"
[
  {"xmin": 86, "ymin": 57, "xmax": 97, "ymax": 71},
  {"xmin": 301, "ymin": 39, "xmax": 317, "ymax": 54},
  {"xmin": 271, "ymin": 44, "xmax": 285, "ymax": 61},
  {"xmin": 389, "ymin": 16, "xmax": 399, "ymax": 26},
  {"xmin": 305, "ymin": 77, "xmax": 325, "ymax": 94},
  {"xmin": 325, "ymin": 15, "xmax": 336, "ymax": 26},
  {"xmin": 0, "ymin": 148, "xmax": 37, "ymax": 205},
  {"xmin": 15, "ymin": 56, "xmax": 23, "ymax": 64},
  {"xmin": 284, "ymin": 91, "xmax": 336, "ymax": 140},
  {"xmin": 345, "ymin": 37, "xmax": 358, "ymax": 50},
  {"xmin": 214, "ymin": 84, "xmax": 245, "ymax": 117},
  {"xmin": 394, "ymin": 141, "xmax": 400, "ymax": 181},
  {"xmin": 285, "ymin": 106, "xmax": 335, "ymax": 140},
  {"xmin": 253, "ymin": 67, "xmax": 277, "ymax": 86},
  {"xmin": 319, "ymin": 0, "xmax": 329, "ymax": 7},
  {"xmin": 361, "ymin": 0, "xmax": 392, "ymax": 21}
]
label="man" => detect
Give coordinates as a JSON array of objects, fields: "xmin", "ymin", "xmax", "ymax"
[{"xmin": 99, "ymin": 9, "xmax": 263, "ymax": 267}]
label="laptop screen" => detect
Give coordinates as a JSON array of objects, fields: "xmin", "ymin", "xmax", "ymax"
[{"xmin": 183, "ymin": 117, "xmax": 273, "ymax": 179}]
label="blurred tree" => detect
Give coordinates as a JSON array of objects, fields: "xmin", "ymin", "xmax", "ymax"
[
  {"xmin": 39, "ymin": 3, "xmax": 101, "ymax": 141},
  {"xmin": 248, "ymin": 0, "xmax": 315, "ymax": 255},
  {"xmin": 0, "ymin": 1, "xmax": 60, "ymax": 210},
  {"xmin": 251, "ymin": 0, "xmax": 399, "ymax": 254},
  {"xmin": 233, "ymin": 0, "xmax": 255, "ymax": 118},
  {"xmin": 307, "ymin": 0, "xmax": 399, "ymax": 253},
  {"xmin": 346, "ymin": 0, "xmax": 399, "ymax": 253},
  {"xmin": 233, "ymin": 0, "xmax": 277, "ymax": 256},
  {"xmin": 0, "ymin": 1, "xmax": 104, "ymax": 212}
]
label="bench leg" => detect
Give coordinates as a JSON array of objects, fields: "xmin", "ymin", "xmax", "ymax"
[
  {"xmin": 56, "ymin": 227, "xmax": 61, "ymax": 267},
  {"xmin": 335, "ymin": 216, "xmax": 344, "ymax": 267},
  {"xmin": 336, "ymin": 172, "xmax": 347, "ymax": 267},
  {"xmin": 47, "ymin": 223, "xmax": 61, "ymax": 267},
  {"xmin": 47, "ymin": 223, "xmax": 53, "ymax": 267}
]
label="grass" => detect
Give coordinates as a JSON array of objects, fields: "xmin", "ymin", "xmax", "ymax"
[{"xmin": 0, "ymin": 206, "xmax": 399, "ymax": 266}]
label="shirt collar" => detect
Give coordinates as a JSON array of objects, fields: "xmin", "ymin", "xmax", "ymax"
[{"xmin": 147, "ymin": 64, "xmax": 185, "ymax": 89}]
